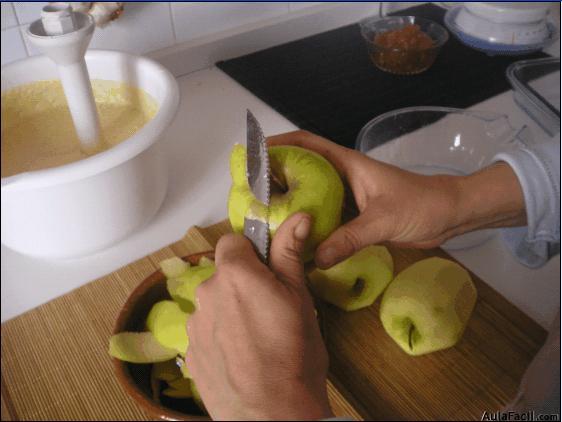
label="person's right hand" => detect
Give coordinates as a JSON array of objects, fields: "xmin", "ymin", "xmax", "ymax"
[{"xmin": 268, "ymin": 130, "xmax": 526, "ymax": 269}]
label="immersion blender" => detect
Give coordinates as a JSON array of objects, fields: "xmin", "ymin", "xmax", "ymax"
[{"xmin": 26, "ymin": 3, "xmax": 102, "ymax": 153}]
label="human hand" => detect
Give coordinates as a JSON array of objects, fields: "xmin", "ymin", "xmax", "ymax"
[
  {"xmin": 186, "ymin": 212, "xmax": 333, "ymax": 421},
  {"xmin": 269, "ymin": 130, "xmax": 526, "ymax": 269},
  {"xmin": 268, "ymin": 130, "xmax": 461, "ymax": 268}
]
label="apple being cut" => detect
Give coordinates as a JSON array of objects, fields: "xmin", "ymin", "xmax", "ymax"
[
  {"xmin": 380, "ymin": 257, "xmax": 477, "ymax": 356},
  {"xmin": 308, "ymin": 245, "xmax": 393, "ymax": 311},
  {"xmin": 228, "ymin": 144, "xmax": 344, "ymax": 261}
]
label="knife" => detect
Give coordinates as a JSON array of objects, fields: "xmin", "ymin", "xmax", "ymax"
[{"xmin": 244, "ymin": 110, "xmax": 271, "ymax": 264}]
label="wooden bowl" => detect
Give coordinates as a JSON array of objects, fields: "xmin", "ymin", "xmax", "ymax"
[{"xmin": 112, "ymin": 251, "xmax": 214, "ymax": 421}]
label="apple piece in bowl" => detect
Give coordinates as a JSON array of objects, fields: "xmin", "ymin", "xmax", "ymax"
[
  {"xmin": 110, "ymin": 252, "xmax": 216, "ymax": 420},
  {"xmin": 160, "ymin": 257, "xmax": 191, "ymax": 279},
  {"xmin": 228, "ymin": 144, "xmax": 344, "ymax": 261},
  {"xmin": 380, "ymin": 257, "xmax": 477, "ymax": 356},
  {"xmin": 109, "ymin": 331, "xmax": 178, "ymax": 363},
  {"xmin": 307, "ymin": 245, "xmax": 394, "ymax": 311},
  {"xmin": 146, "ymin": 300, "xmax": 190, "ymax": 356},
  {"xmin": 166, "ymin": 263, "xmax": 216, "ymax": 314}
]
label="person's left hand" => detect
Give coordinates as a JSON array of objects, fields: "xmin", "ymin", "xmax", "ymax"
[{"xmin": 186, "ymin": 212, "xmax": 333, "ymax": 421}]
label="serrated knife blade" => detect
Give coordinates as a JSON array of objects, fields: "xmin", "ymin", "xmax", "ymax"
[{"xmin": 244, "ymin": 110, "xmax": 270, "ymax": 263}]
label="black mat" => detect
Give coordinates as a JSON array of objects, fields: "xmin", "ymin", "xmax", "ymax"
[{"xmin": 217, "ymin": 4, "xmax": 548, "ymax": 149}]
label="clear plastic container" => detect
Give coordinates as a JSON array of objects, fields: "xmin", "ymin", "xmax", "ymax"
[
  {"xmin": 356, "ymin": 106, "xmax": 523, "ymax": 250},
  {"xmin": 507, "ymin": 57, "xmax": 561, "ymax": 136}
]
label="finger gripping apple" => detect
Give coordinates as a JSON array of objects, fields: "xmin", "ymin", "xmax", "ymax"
[{"xmin": 228, "ymin": 144, "xmax": 344, "ymax": 261}]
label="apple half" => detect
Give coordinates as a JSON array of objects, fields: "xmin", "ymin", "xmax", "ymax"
[
  {"xmin": 380, "ymin": 257, "xmax": 477, "ymax": 356},
  {"xmin": 228, "ymin": 144, "xmax": 344, "ymax": 261},
  {"xmin": 307, "ymin": 245, "xmax": 394, "ymax": 311}
]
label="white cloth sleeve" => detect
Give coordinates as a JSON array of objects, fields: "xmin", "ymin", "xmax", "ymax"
[{"xmin": 493, "ymin": 136, "xmax": 560, "ymax": 268}]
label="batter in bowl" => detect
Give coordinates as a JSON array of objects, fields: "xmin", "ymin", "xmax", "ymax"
[{"xmin": 1, "ymin": 79, "xmax": 158, "ymax": 178}]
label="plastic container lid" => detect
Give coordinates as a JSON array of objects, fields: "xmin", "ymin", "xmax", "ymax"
[{"xmin": 506, "ymin": 57, "xmax": 561, "ymax": 136}]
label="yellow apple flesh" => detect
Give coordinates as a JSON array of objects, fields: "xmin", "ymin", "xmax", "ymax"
[
  {"xmin": 152, "ymin": 359, "xmax": 183, "ymax": 382},
  {"xmin": 146, "ymin": 300, "xmax": 190, "ymax": 356},
  {"xmin": 108, "ymin": 332, "xmax": 177, "ymax": 363},
  {"xmin": 308, "ymin": 245, "xmax": 393, "ymax": 311},
  {"xmin": 160, "ymin": 257, "xmax": 190, "ymax": 279},
  {"xmin": 380, "ymin": 257, "xmax": 477, "ymax": 356},
  {"xmin": 167, "ymin": 264, "xmax": 216, "ymax": 313}
]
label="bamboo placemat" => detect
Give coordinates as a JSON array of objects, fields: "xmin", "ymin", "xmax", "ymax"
[
  {"xmin": 175, "ymin": 222, "xmax": 549, "ymax": 421},
  {"xmin": 1, "ymin": 222, "xmax": 360, "ymax": 421},
  {"xmin": 1, "ymin": 220, "xmax": 547, "ymax": 421}
]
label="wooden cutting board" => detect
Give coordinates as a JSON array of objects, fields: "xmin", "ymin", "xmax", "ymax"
[{"xmin": 1, "ymin": 220, "xmax": 547, "ymax": 421}]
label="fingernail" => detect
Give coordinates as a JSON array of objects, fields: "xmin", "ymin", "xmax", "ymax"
[
  {"xmin": 317, "ymin": 247, "xmax": 336, "ymax": 268},
  {"xmin": 294, "ymin": 216, "xmax": 311, "ymax": 240}
]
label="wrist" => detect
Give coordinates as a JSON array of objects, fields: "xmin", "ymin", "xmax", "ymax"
[
  {"xmin": 283, "ymin": 382, "xmax": 333, "ymax": 421},
  {"xmin": 448, "ymin": 162, "xmax": 527, "ymax": 235},
  {"xmin": 424, "ymin": 173, "xmax": 465, "ymax": 239},
  {"xmin": 258, "ymin": 381, "xmax": 333, "ymax": 421}
]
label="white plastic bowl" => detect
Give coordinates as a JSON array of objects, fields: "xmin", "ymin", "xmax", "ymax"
[{"xmin": 1, "ymin": 50, "xmax": 179, "ymax": 259}]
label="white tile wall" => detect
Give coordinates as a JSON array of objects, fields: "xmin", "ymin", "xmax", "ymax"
[
  {"xmin": 383, "ymin": 1, "xmax": 422, "ymax": 14},
  {"xmin": 90, "ymin": 2, "xmax": 175, "ymax": 54},
  {"xmin": 4, "ymin": 1, "xmax": 301, "ymax": 66},
  {"xmin": 12, "ymin": 2, "xmax": 48, "ymax": 25},
  {"xmin": 1, "ymin": 2, "xmax": 18, "ymax": 29},
  {"xmin": 0, "ymin": 2, "xmax": 464, "ymax": 68},
  {"xmin": 22, "ymin": 2, "xmax": 175, "ymax": 56},
  {"xmin": 1, "ymin": 26, "xmax": 27, "ymax": 65},
  {"xmin": 288, "ymin": 3, "xmax": 323, "ymax": 12},
  {"xmin": 171, "ymin": 2, "xmax": 289, "ymax": 43}
]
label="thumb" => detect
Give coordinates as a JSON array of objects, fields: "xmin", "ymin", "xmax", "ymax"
[
  {"xmin": 269, "ymin": 212, "xmax": 311, "ymax": 288},
  {"xmin": 315, "ymin": 214, "xmax": 377, "ymax": 269}
]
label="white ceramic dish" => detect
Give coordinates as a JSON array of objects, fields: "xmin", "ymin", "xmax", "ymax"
[{"xmin": 1, "ymin": 50, "xmax": 179, "ymax": 259}]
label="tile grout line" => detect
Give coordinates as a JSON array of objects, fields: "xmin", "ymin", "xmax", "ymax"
[
  {"xmin": 168, "ymin": 1, "xmax": 178, "ymax": 45},
  {"xmin": 7, "ymin": 1, "xmax": 19, "ymax": 29},
  {"xmin": 11, "ymin": 1, "xmax": 22, "ymax": 26},
  {"xmin": 18, "ymin": 23, "xmax": 32, "ymax": 57}
]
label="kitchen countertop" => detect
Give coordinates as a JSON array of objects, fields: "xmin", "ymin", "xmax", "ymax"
[{"xmin": 1, "ymin": 66, "xmax": 559, "ymax": 329}]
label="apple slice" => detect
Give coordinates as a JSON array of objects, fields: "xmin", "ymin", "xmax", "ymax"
[
  {"xmin": 308, "ymin": 245, "xmax": 393, "ymax": 311},
  {"xmin": 146, "ymin": 300, "xmax": 190, "ymax": 356},
  {"xmin": 162, "ymin": 377, "xmax": 194, "ymax": 399},
  {"xmin": 162, "ymin": 387, "xmax": 193, "ymax": 399},
  {"xmin": 167, "ymin": 265, "xmax": 216, "ymax": 313},
  {"xmin": 176, "ymin": 356, "xmax": 191, "ymax": 379},
  {"xmin": 109, "ymin": 332, "xmax": 177, "ymax": 363},
  {"xmin": 198, "ymin": 256, "xmax": 214, "ymax": 267},
  {"xmin": 152, "ymin": 359, "xmax": 182, "ymax": 382},
  {"xmin": 168, "ymin": 377, "xmax": 193, "ymax": 391},
  {"xmin": 380, "ymin": 257, "xmax": 477, "ymax": 356},
  {"xmin": 160, "ymin": 257, "xmax": 190, "ymax": 279}
]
